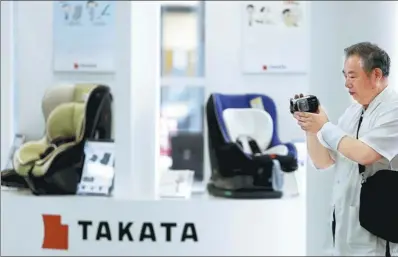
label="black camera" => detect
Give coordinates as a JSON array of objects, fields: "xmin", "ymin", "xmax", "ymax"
[{"xmin": 290, "ymin": 95, "xmax": 320, "ymax": 114}]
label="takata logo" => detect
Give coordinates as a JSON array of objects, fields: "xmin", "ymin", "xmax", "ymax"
[
  {"xmin": 42, "ymin": 214, "xmax": 69, "ymax": 250},
  {"xmin": 41, "ymin": 214, "xmax": 199, "ymax": 251},
  {"xmin": 73, "ymin": 62, "xmax": 97, "ymax": 69},
  {"xmin": 262, "ymin": 64, "xmax": 287, "ymax": 70}
]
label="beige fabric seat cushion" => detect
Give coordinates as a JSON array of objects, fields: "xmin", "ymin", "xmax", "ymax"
[{"xmin": 13, "ymin": 84, "xmax": 96, "ymax": 177}]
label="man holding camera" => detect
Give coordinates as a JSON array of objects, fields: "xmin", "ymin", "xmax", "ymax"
[{"xmin": 293, "ymin": 42, "xmax": 398, "ymax": 256}]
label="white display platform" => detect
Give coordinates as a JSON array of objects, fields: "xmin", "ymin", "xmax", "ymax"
[{"xmin": 1, "ymin": 188, "xmax": 305, "ymax": 256}]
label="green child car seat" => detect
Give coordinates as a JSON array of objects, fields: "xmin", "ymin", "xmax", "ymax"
[{"xmin": 1, "ymin": 83, "xmax": 112, "ymax": 195}]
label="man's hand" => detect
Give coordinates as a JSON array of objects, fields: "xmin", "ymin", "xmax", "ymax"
[
  {"xmin": 290, "ymin": 94, "xmax": 334, "ymax": 169},
  {"xmin": 291, "ymin": 93, "xmax": 329, "ymax": 134},
  {"xmin": 294, "ymin": 107, "xmax": 329, "ymax": 134}
]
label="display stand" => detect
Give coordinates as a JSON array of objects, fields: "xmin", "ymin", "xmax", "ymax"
[
  {"xmin": 1, "ymin": 189, "xmax": 305, "ymax": 256},
  {"xmin": 1, "ymin": 163, "xmax": 306, "ymax": 255}
]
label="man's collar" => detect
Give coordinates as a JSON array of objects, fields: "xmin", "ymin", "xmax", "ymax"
[{"xmin": 363, "ymin": 86, "xmax": 392, "ymax": 113}]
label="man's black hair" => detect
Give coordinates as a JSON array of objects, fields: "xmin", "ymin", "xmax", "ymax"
[
  {"xmin": 282, "ymin": 9, "xmax": 291, "ymax": 15},
  {"xmin": 246, "ymin": 4, "xmax": 254, "ymax": 9},
  {"xmin": 344, "ymin": 42, "xmax": 391, "ymax": 77}
]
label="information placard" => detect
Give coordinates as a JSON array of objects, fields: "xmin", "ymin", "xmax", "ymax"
[
  {"xmin": 241, "ymin": 1, "xmax": 309, "ymax": 74},
  {"xmin": 159, "ymin": 169, "xmax": 194, "ymax": 199},
  {"xmin": 52, "ymin": 1, "xmax": 115, "ymax": 72},
  {"xmin": 77, "ymin": 140, "xmax": 115, "ymax": 196}
]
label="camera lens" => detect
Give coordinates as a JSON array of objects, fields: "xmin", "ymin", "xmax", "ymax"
[{"xmin": 297, "ymin": 99, "xmax": 309, "ymax": 112}]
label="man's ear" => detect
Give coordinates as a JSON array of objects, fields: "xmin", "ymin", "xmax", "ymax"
[{"xmin": 373, "ymin": 68, "xmax": 383, "ymax": 80}]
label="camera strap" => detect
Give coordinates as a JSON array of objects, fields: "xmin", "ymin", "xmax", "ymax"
[{"xmin": 356, "ymin": 110, "xmax": 365, "ymax": 174}]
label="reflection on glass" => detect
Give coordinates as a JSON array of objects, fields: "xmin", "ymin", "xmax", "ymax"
[
  {"xmin": 159, "ymin": 86, "xmax": 205, "ymax": 181},
  {"xmin": 161, "ymin": 2, "xmax": 205, "ymax": 77}
]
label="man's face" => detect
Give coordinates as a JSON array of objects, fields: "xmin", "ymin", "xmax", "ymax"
[
  {"xmin": 247, "ymin": 6, "xmax": 254, "ymax": 14},
  {"xmin": 343, "ymin": 55, "xmax": 377, "ymax": 105}
]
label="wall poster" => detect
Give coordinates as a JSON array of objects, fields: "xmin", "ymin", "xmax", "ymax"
[
  {"xmin": 241, "ymin": 1, "xmax": 309, "ymax": 74},
  {"xmin": 53, "ymin": 1, "xmax": 115, "ymax": 72}
]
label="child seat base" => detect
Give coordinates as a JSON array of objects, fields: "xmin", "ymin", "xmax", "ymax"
[
  {"xmin": 25, "ymin": 165, "xmax": 82, "ymax": 195},
  {"xmin": 207, "ymin": 183, "xmax": 283, "ymax": 199},
  {"xmin": 1, "ymin": 169, "xmax": 29, "ymax": 189}
]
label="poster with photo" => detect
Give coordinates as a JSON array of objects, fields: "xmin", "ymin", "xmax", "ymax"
[
  {"xmin": 53, "ymin": 1, "xmax": 116, "ymax": 72},
  {"xmin": 241, "ymin": 1, "xmax": 309, "ymax": 74}
]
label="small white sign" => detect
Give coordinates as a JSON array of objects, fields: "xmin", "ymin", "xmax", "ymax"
[
  {"xmin": 77, "ymin": 140, "xmax": 115, "ymax": 196},
  {"xmin": 159, "ymin": 169, "xmax": 194, "ymax": 199}
]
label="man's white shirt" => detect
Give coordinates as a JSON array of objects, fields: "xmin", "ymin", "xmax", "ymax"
[{"xmin": 314, "ymin": 86, "xmax": 398, "ymax": 256}]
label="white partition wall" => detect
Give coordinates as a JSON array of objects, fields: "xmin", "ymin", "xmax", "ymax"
[
  {"xmin": 307, "ymin": 1, "xmax": 397, "ymax": 255},
  {"xmin": 0, "ymin": 1, "xmax": 15, "ymax": 169},
  {"xmin": 113, "ymin": 1, "xmax": 161, "ymax": 200}
]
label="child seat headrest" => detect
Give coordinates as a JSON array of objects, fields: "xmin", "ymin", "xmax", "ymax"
[{"xmin": 41, "ymin": 84, "xmax": 97, "ymax": 122}]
